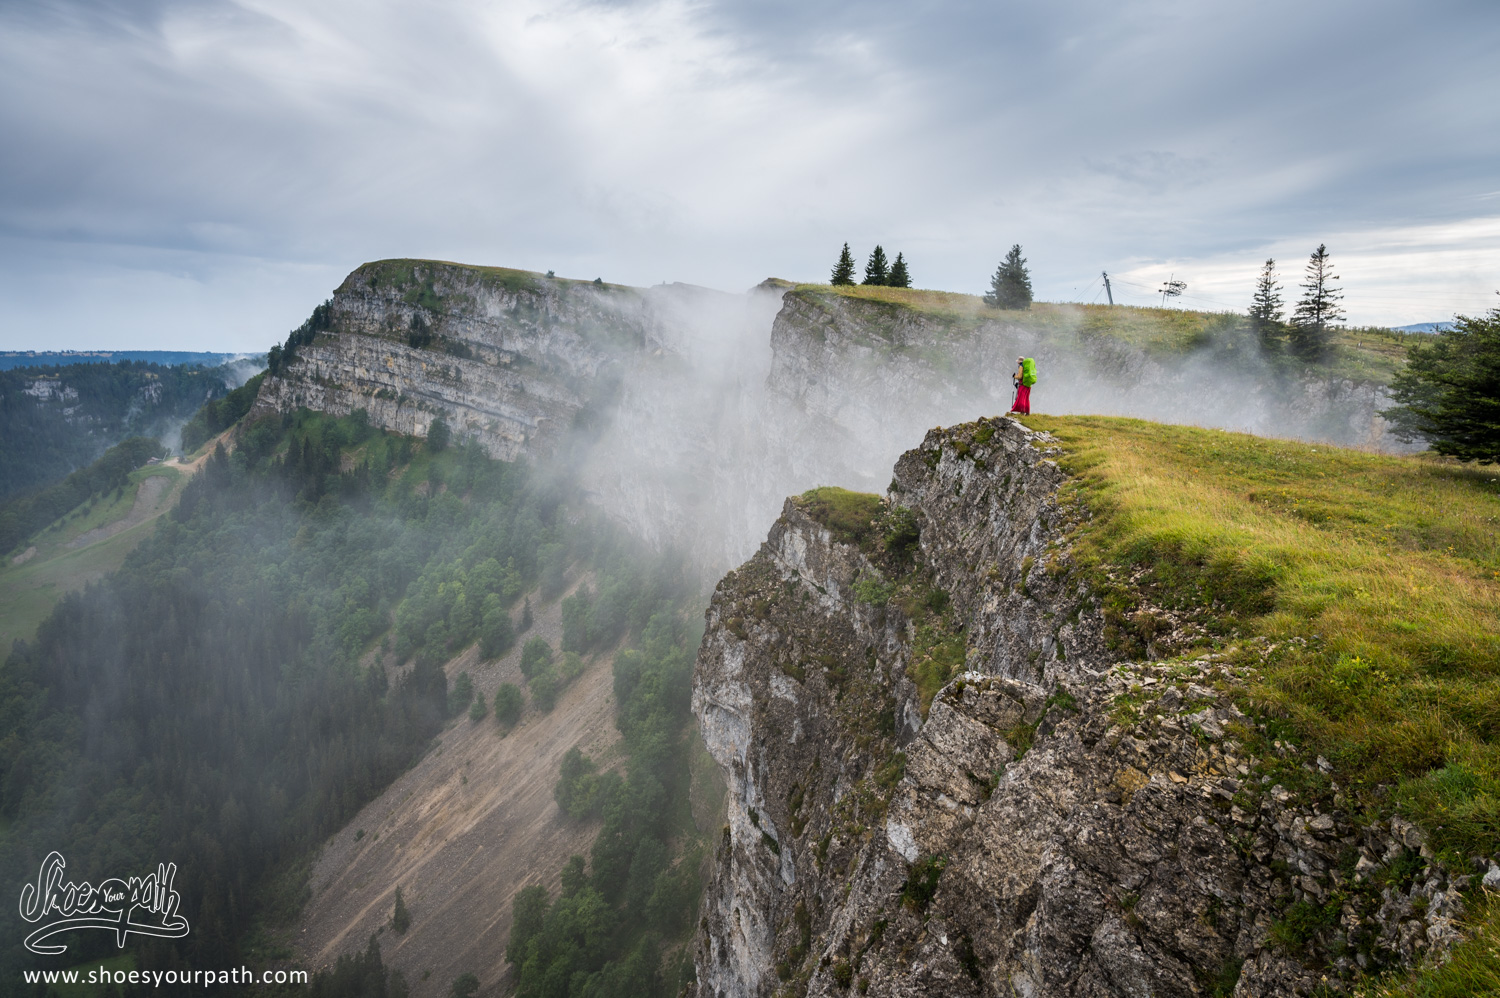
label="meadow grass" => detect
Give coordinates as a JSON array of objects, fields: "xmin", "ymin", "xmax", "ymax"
[
  {"xmin": 1022, "ymin": 415, "xmax": 1500, "ymax": 859},
  {"xmin": 793, "ymin": 284, "xmax": 1421, "ymax": 384},
  {"xmin": 0, "ymin": 465, "xmax": 187, "ymax": 647}
]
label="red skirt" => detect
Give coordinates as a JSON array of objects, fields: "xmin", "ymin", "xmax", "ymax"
[{"xmin": 1012, "ymin": 384, "xmax": 1031, "ymax": 414}]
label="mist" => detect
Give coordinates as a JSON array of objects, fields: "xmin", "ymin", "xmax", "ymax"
[{"xmin": 564, "ymin": 287, "xmax": 1410, "ymax": 578}]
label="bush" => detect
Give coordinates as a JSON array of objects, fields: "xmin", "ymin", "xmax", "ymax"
[
  {"xmin": 448, "ymin": 671, "xmax": 474, "ymax": 717},
  {"xmin": 520, "ymin": 637, "xmax": 553, "ymax": 679},
  {"xmin": 427, "ymin": 417, "xmax": 450, "ymax": 453},
  {"xmin": 901, "ymin": 854, "xmax": 947, "ymax": 911},
  {"xmin": 494, "ymin": 683, "xmax": 523, "ymax": 728},
  {"xmin": 558, "ymin": 652, "xmax": 586, "ymax": 686},
  {"xmin": 468, "ymin": 695, "xmax": 488, "ymax": 722},
  {"xmin": 479, "ymin": 599, "xmax": 516, "ymax": 660},
  {"xmin": 530, "ymin": 669, "xmax": 558, "ymax": 712},
  {"xmin": 392, "ymin": 886, "xmax": 411, "ymax": 934}
]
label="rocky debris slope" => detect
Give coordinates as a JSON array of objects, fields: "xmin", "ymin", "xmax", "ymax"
[
  {"xmin": 690, "ymin": 416, "xmax": 1464, "ymax": 998},
  {"xmin": 767, "ymin": 289, "xmax": 1408, "ymax": 452}
]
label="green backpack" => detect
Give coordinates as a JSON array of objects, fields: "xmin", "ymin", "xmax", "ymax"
[{"xmin": 1020, "ymin": 357, "xmax": 1037, "ymax": 387}]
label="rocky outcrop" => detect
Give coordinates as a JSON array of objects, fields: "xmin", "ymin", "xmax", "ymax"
[
  {"xmin": 690, "ymin": 416, "xmax": 1462, "ymax": 998},
  {"xmin": 767, "ymin": 289, "xmax": 1410, "ymax": 452},
  {"xmin": 252, "ymin": 260, "xmax": 657, "ymax": 460}
]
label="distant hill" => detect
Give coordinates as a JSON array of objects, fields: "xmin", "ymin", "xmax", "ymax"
[
  {"xmin": 1393, "ymin": 322, "xmax": 1455, "ymax": 333},
  {"xmin": 0, "ymin": 360, "xmax": 252, "ymax": 503},
  {"xmin": 0, "ymin": 349, "xmax": 251, "ymax": 370}
]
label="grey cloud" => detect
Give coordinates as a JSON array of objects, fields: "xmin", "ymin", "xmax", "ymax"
[{"xmin": 0, "ymin": 0, "xmax": 1496, "ymax": 349}]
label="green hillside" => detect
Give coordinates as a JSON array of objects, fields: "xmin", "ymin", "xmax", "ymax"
[{"xmin": 793, "ymin": 284, "xmax": 1421, "ymax": 384}]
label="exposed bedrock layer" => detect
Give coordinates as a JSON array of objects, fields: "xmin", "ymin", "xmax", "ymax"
[{"xmin": 690, "ymin": 417, "xmax": 1462, "ymax": 998}]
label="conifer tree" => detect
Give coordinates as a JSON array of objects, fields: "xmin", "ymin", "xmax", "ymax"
[
  {"xmin": 985, "ymin": 245, "xmax": 1033, "ymax": 309},
  {"xmin": 1290, "ymin": 244, "xmax": 1345, "ymax": 358},
  {"xmin": 863, "ymin": 245, "xmax": 890, "ymax": 286},
  {"xmin": 830, "ymin": 243, "xmax": 856, "ymax": 286},
  {"xmin": 887, "ymin": 252, "xmax": 911, "ymax": 288},
  {"xmin": 1248, "ymin": 258, "xmax": 1285, "ymax": 348},
  {"xmin": 1382, "ymin": 302, "xmax": 1500, "ymax": 462},
  {"xmin": 392, "ymin": 886, "xmax": 411, "ymax": 934}
]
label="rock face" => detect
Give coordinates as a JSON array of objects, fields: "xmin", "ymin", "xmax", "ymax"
[
  {"xmin": 690, "ymin": 417, "xmax": 1462, "ymax": 998},
  {"xmin": 767, "ymin": 290, "xmax": 1410, "ymax": 453},
  {"xmin": 252, "ymin": 260, "xmax": 657, "ymax": 460}
]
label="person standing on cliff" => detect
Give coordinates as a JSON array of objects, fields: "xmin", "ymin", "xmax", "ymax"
[{"xmin": 1010, "ymin": 356, "xmax": 1036, "ymax": 414}]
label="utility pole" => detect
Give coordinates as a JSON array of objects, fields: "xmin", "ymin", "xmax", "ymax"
[{"xmin": 1101, "ymin": 272, "xmax": 1114, "ymax": 305}]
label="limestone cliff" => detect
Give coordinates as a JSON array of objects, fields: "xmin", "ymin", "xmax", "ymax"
[
  {"xmin": 252, "ymin": 260, "xmax": 657, "ymax": 460},
  {"xmin": 690, "ymin": 417, "xmax": 1465, "ymax": 998},
  {"xmin": 767, "ymin": 289, "xmax": 1408, "ymax": 453}
]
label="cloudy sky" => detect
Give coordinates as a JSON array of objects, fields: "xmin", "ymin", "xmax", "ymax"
[{"xmin": 1, "ymin": 0, "xmax": 1497, "ymax": 350}]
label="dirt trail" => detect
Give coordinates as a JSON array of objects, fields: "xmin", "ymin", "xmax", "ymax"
[{"xmin": 296, "ymin": 578, "xmax": 620, "ymax": 998}]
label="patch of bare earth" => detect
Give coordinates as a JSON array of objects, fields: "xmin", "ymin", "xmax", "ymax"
[
  {"xmin": 296, "ymin": 577, "xmax": 618, "ymax": 998},
  {"xmin": 66, "ymin": 474, "xmax": 175, "ymax": 549}
]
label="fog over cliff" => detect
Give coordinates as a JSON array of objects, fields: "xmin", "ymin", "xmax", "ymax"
[{"xmin": 562, "ymin": 282, "xmax": 1406, "ymax": 577}]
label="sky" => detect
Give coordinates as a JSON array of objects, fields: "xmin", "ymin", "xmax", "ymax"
[{"xmin": 1, "ymin": 0, "xmax": 1497, "ymax": 351}]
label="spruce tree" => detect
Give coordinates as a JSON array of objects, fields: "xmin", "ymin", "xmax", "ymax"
[
  {"xmin": 1290, "ymin": 244, "xmax": 1345, "ymax": 359},
  {"xmin": 887, "ymin": 252, "xmax": 911, "ymax": 288},
  {"xmin": 830, "ymin": 243, "xmax": 856, "ymax": 286},
  {"xmin": 392, "ymin": 886, "xmax": 411, "ymax": 934},
  {"xmin": 863, "ymin": 245, "xmax": 890, "ymax": 286},
  {"xmin": 985, "ymin": 245, "xmax": 1033, "ymax": 310},
  {"xmin": 1248, "ymin": 258, "xmax": 1285, "ymax": 349},
  {"xmin": 1382, "ymin": 302, "xmax": 1500, "ymax": 462}
]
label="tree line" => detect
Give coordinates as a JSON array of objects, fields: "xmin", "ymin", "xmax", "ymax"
[{"xmin": 826, "ymin": 242, "xmax": 1035, "ymax": 310}]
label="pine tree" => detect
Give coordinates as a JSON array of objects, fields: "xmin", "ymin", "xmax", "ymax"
[
  {"xmin": 887, "ymin": 253, "xmax": 911, "ymax": 288},
  {"xmin": 985, "ymin": 245, "xmax": 1033, "ymax": 310},
  {"xmin": 392, "ymin": 886, "xmax": 411, "ymax": 934},
  {"xmin": 863, "ymin": 245, "xmax": 890, "ymax": 286},
  {"xmin": 1290, "ymin": 244, "xmax": 1345, "ymax": 358},
  {"xmin": 830, "ymin": 243, "xmax": 856, "ymax": 286},
  {"xmin": 1248, "ymin": 258, "xmax": 1285, "ymax": 348}
]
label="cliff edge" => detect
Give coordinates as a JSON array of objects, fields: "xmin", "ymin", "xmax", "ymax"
[{"xmin": 690, "ymin": 416, "xmax": 1483, "ymax": 998}]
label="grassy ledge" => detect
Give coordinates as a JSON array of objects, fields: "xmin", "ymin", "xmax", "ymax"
[
  {"xmin": 791, "ymin": 284, "xmax": 1424, "ymax": 383},
  {"xmin": 1022, "ymin": 415, "xmax": 1500, "ymax": 861}
]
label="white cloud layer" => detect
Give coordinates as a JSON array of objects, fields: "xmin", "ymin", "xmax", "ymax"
[{"xmin": 1, "ymin": 0, "xmax": 1497, "ymax": 348}]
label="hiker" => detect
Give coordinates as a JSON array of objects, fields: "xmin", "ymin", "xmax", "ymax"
[{"xmin": 1010, "ymin": 356, "xmax": 1036, "ymax": 414}]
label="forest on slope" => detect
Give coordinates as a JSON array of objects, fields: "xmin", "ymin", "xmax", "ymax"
[{"xmin": 0, "ymin": 405, "xmax": 703, "ymax": 998}]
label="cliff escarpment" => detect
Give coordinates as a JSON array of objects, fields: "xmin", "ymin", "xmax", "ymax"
[
  {"xmin": 253, "ymin": 260, "xmax": 657, "ymax": 460},
  {"xmin": 690, "ymin": 417, "xmax": 1477, "ymax": 998},
  {"xmin": 767, "ymin": 287, "xmax": 1411, "ymax": 453}
]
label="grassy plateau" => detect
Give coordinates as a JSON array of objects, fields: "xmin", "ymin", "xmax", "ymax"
[
  {"xmin": 794, "ymin": 283, "xmax": 1425, "ymax": 384},
  {"xmin": 1017, "ymin": 415, "xmax": 1499, "ymax": 990}
]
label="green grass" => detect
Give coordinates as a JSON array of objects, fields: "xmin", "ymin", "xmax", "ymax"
[
  {"xmin": 346, "ymin": 258, "xmax": 641, "ymax": 301},
  {"xmin": 790, "ymin": 284, "xmax": 1423, "ymax": 384},
  {"xmin": 1353, "ymin": 894, "xmax": 1500, "ymax": 997},
  {"xmin": 1022, "ymin": 415, "xmax": 1500, "ymax": 858},
  {"xmin": 794, "ymin": 486, "xmax": 886, "ymax": 549},
  {"xmin": 0, "ymin": 465, "xmax": 187, "ymax": 647}
]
